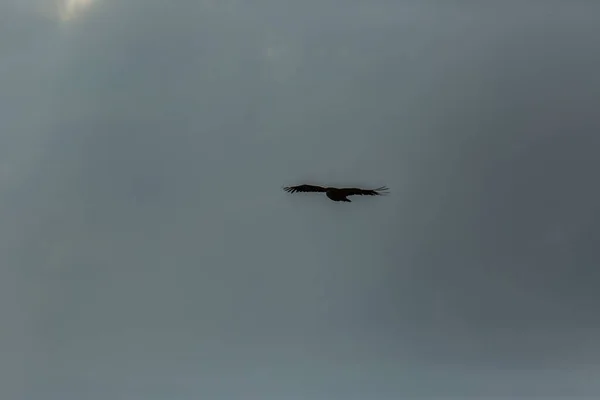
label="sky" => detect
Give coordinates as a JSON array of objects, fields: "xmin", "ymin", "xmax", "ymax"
[{"xmin": 2, "ymin": 0, "xmax": 600, "ymax": 399}]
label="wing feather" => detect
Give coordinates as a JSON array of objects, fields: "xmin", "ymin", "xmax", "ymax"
[
  {"xmin": 283, "ymin": 184, "xmax": 327, "ymax": 194},
  {"xmin": 340, "ymin": 186, "xmax": 389, "ymax": 196}
]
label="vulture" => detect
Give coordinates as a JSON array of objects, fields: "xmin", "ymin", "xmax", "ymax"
[{"xmin": 283, "ymin": 184, "xmax": 389, "ymax": 202}]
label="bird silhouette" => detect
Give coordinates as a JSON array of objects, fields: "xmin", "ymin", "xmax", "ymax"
[{"xmin": 283, "ymin": 184, "xmax": 389, "ymax": 202}]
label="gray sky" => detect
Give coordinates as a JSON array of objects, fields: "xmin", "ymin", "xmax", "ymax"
[{"xmin": 2, "ymin": 1, "xmax": 600, "ymax": 398}]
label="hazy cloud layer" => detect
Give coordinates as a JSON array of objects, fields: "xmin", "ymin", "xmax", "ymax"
[{"xmin": 2, "ymin": 1, "xmax": 600, "ymax": 398}]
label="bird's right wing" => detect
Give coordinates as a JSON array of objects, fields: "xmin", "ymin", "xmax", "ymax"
[
  {"xmin": 340, "ymin": 186, "xmax": 389, "ymax": 196},
  {"xmin": 283, "ymin": 184, "xmax": 327, "ymax": 194}
]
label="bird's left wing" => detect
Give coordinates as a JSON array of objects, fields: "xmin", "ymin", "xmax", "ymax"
[{"xmin": 283, "ymin": 184, "xmax": 327, "ymax": 194}]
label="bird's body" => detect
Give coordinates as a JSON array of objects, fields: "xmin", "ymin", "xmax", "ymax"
[{"xmin": 283, "ymin": 184, "xmax": 389, "ymax": 202}]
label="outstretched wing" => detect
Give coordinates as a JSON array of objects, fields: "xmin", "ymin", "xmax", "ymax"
[
  {"xmin": 339, "ymin": 186, "xmax": 389, "ymax": 197},
  {"xmin": 283, "ymin": 184, "xmax": 327, "ymax": 194}
]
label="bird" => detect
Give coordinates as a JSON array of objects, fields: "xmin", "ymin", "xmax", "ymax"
[{"xmin": 283, "ymin": 184, "xmax": 389, "ymax": 202}]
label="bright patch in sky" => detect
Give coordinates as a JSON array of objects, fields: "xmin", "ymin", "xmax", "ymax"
[{"xmin": 59, "ymin": 0, "xmax": 95, "ymax": 21}]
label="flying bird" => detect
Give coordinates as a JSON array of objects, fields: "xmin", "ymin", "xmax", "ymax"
[{"xmin": 283, "ymin": 184, "xmax": 389, "ymax": 202}]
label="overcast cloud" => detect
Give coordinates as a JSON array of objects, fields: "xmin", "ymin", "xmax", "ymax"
[{"xmin": 2, "ymin": 1, "xmax": 600, "ymax": 399}]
